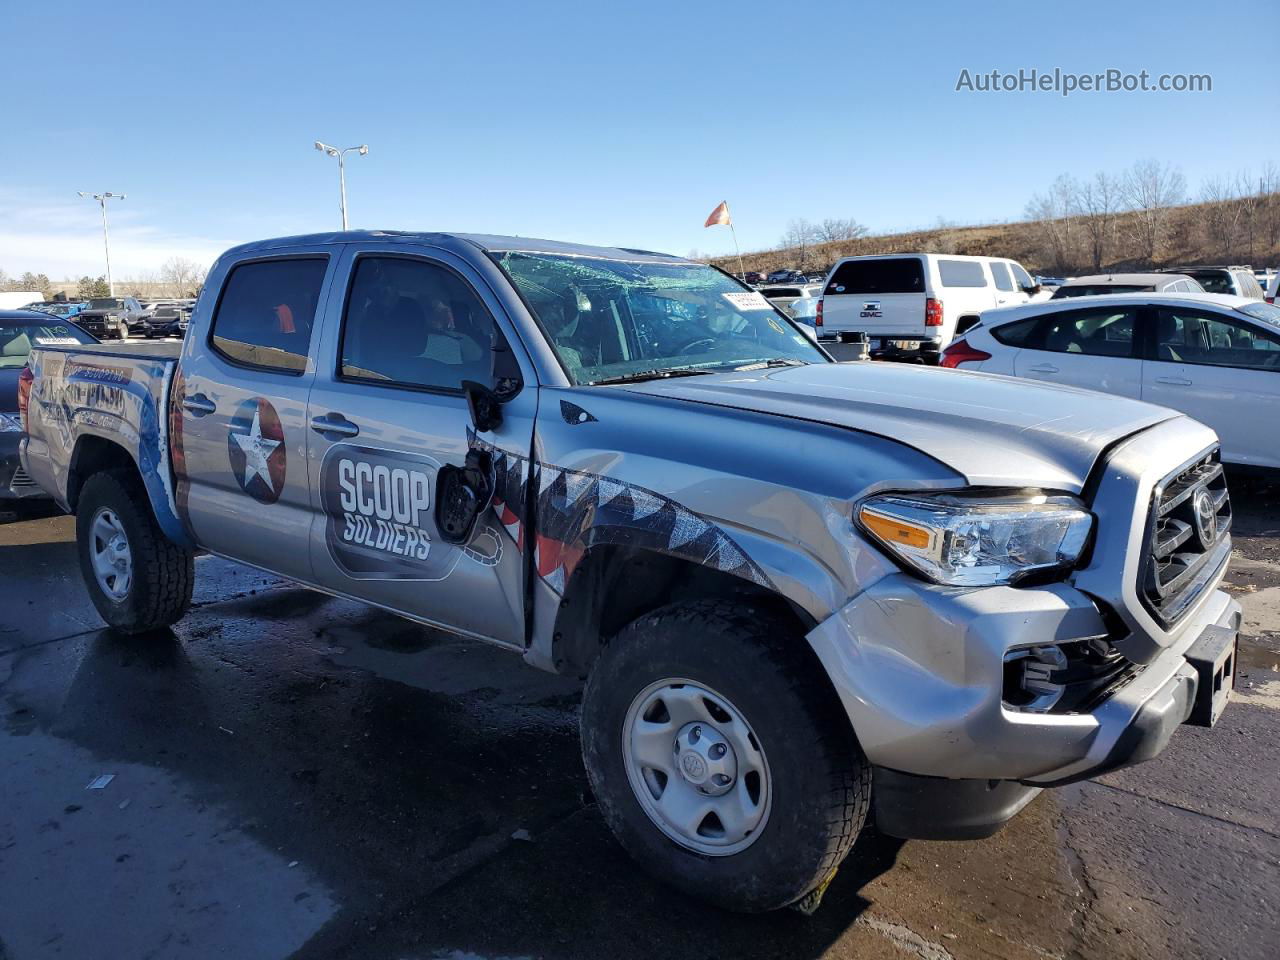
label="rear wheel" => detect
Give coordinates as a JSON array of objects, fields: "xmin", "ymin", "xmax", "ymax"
[
  {"xmin": 581, "ymin": 599, "xmax": 869, "ymax": 912},
  {"xmin": 76, "ymin": 471, "xmax": 194, "ymax": 633}
]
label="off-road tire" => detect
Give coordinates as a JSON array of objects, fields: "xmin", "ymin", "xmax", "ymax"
[
  {"xmin": 76, "ymin": 470, "xmax": 195, "ymax": 634},
  {"xmin": 581, "ymin": 599, "xmax": 870, "ymax": 912}
]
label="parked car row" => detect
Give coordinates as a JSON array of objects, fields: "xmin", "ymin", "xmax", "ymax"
[{"xmin": 18, "ymin": 296, "xmax": 196, "ymax": 340}]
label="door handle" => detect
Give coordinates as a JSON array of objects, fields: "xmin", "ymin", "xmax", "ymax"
[
  {"xmin": 182, "ymin": 393, "xmax": 216, "ymax": 416},
  {"xmin": 1155, "ymin": 376, "xmax": 1192, "ymax": 386},
  {"xmin": 310, "ymin": 413, "xmax": 360, "ymax": 438},
  {"xmin": 1028, "ymin": 363, "xmax": 1059, "ymax": 373}
]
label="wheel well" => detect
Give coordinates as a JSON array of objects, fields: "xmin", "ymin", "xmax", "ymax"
[
  {"xmin": 67, "ymin": 437, "xmax": 140, "ymax": 510},
  {"xmin": 552, "ymin": 545, "xmax": 816, "ymax": 678}
]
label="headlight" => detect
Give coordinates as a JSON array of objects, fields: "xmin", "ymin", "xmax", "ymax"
[
  {"xmin": 0, "ymin": 413, "xmax": 23, "ymax": 433},
  {"xmin": 857, "ymin": 492, "xmax": 1092, "ymax": 587}
]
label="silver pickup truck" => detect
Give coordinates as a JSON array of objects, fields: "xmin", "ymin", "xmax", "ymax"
[{"xmin": 20, "ymin": 231, "xmax": 1240, "ymax": 913}]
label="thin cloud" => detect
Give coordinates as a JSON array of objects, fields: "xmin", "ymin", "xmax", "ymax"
[{"xmin": 0, "ymin": 189, "xmax": 223, "ymax": 280}]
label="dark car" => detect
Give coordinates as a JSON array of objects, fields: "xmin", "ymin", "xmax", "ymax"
[
  {"xmin": 0, "ymin": 310, "xmax": 98, "ymax": 499},
  {"xmin": 77, "ymin": 296, "xmax": 145, "ymax": 339},
  {"xmin": 142, "ymin": 302, "xmax": 192, "ymax": 338}
]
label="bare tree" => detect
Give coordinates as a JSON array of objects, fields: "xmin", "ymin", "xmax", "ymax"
[
  {"xmin": 1234, "ymin": 170, "xmax": 1267, "ymax": 264},
  {"xmin": 780, "ymin": 218, "xmax": 819, "ymax": 269},
  {"xmin": 1199, "ymin": 176, "xmax": 1246, "ymax": 261},
  {"xmin": 1121, "ymin": 160, "xmax": 1184, "ymax": 264},
  {"xmin": 1260, "ymin": 163, "xmax": 1280, "ymax": 250},
  {"xmin": 159, "ymin": 257, "xmax": 207, "ymax": 297},
  {"xmin": 1077, "ymin": 172, "xmax": 1121, "ymax": 272},
  {"xmin": 815, "ymin": 218, "xmax": 868, "ymax": 243},
  {"xmin": 1025, "ymin": 174, "xmax": 1078, "ymax": 272}
]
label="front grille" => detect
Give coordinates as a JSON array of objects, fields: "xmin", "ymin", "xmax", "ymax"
[
  {"xmin": 10, "ymin": 465, "xmax": 37, "ymax": 488},
  {"xmin": 1141, "ymin": 448, "xmax": 1231, "ymax": 626}
]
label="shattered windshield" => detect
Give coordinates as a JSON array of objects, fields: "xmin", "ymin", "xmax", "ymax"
[{"xmin": 493, "ymin": 251, "xmax": 826, "ymax": 384}]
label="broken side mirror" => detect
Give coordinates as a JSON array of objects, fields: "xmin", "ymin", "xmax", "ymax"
[
  {"xmin": 435, "ymin": 448, "xmax": 494, "ymax": 544},
  {"xmin": 461, "ymin": 331, "xmax": 524, "ymax": 433}
]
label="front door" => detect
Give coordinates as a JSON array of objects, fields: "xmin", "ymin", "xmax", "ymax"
[
  {"xmin": 175, "ymin": 252, "xmax": 337, "ymax": 579},
  {"xmin": 1142, "ymin": 305, "xmax": 1280, "ymax": 469},
  {"xmin": 304, "ymin": 246, "xmax": 536, "ymax": 647}
]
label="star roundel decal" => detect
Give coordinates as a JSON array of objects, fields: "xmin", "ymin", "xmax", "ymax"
[{"xmin": 227, "ymin": 397, "xmax": 287, "ymax": 504}]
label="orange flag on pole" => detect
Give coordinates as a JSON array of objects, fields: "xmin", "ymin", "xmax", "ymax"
[{"xmin": 704, "ymin": 201, "xmax": 732, "ymax": 228}]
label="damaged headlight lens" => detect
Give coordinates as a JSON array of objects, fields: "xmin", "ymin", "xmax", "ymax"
[{"xmin": 857, "ymin": 492, "xmax": 1092, "ymax": 587}]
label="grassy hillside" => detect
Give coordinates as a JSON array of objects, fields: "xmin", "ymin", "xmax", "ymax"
[{"xmin": 711, "ymin": 196, "xmax": 1280, "ymax": 277}]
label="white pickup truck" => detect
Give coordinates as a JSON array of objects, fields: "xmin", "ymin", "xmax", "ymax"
[{"xmin": 818, "ymin": 253, "xmax": 1042, "ymax": 361}]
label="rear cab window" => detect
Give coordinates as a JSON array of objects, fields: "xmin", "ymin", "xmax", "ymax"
[
  {"xmin": 937, "ymin": 259, "xmax": 987, "ymax": 288},
  {"xmin": 826, "ymin": 258, "xmax": 924, "ymax": 295},
  {"xmin": 209, "ymin": 258, "xmax": 329, "ymax": 373}
]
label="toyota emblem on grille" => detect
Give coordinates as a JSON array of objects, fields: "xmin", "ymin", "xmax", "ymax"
[{"xmin": 1193, "ymin": 487, "xmax": 1216, "ymax": 547}]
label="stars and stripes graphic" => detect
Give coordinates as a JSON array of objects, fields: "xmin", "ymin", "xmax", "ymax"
[{"xmin": 468, "ymin": 429, "xmax": 773, "ymax": 596}]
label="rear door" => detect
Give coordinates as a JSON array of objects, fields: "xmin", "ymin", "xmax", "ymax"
[
  {"xmin": 1142, "ymin": 305, "xmax": 1280, "ymax": 469},
  {"xmin": 822, "ymin": 257, "xmax": 925, "ymax": 336},
  {"xmin": 988, "ymin": 261, "xmax": 1018, "ymax": 308},
  {"xmin": 1010, "ymin": 304, "xmax": 1143, "ymax": 398},
  {"xmin": 175, "ymin": 251, "xmax": 338, "ymax": 579},
  {"xmin": 304, "ymin": 244, "xmax": 537, "ymax": 648}
]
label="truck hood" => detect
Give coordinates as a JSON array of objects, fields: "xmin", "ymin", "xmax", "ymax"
[{"xmin": 619, "ymin": 363, "xmax": 1178, "ymax": 492}]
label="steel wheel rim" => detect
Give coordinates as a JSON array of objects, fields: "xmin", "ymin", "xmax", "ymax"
[
  {"xmin": 622, "ymin": 677, "xmax": 771, "ymax": 857},
  {"xmin": 90, "ymin": 508, "xmax": 132, "ymax": 601}
]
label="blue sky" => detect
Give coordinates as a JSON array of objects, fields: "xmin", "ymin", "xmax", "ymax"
[{"xmin": 3, "ymin": 0, "xmax": 1276, "ymax": 278}]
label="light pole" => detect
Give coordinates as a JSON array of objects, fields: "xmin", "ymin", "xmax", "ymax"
[
  {"xmin": 78, "ymin": 191, "xmax": 125, "ymax": 296},
  {"xmin": 313, "ymin": 141, "xmax": 369, "ymax": 230}
]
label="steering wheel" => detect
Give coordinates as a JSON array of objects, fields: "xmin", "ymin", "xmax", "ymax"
[{"xmin": 676, "ymin": 336, "xmax": 717, "ymax": 354}]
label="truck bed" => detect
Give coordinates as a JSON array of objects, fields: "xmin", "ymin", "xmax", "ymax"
[{"xmin": 20, "ymin": 342, "xmax": 188, "ymax": 546}]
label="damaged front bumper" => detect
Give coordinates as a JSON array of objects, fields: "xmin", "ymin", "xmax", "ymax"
[{"xmin": 806, "ymin": 573, "xmax": 1240, "ymax": 839}]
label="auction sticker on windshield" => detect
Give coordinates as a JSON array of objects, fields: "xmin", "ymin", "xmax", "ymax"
[
  {"xmin": 34, "ymin": 337, "xmax": 81, "ymax": 345},
  {"xmin": 722, "ymin": 291, "xmax": 773, "ymax": 311}
]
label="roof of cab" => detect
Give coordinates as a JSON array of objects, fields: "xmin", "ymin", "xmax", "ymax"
[{"xmin": 218, "ymin": 230, "xmax": 690, "ymax": 264}]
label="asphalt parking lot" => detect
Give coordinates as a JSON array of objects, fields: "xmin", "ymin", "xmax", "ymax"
[{"xmin": 1, "ymin": 478, "xmax": 1278, "ymax": 960}]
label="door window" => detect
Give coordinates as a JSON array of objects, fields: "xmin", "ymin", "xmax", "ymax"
[
  {"xmin": 210, "ymin": 258, "xmax": 328, "ymax": 373},
  {"xmin": 1009, "ymin": 262, "xmax": 1035, "ymax": 290},
  {"xmin": 1009, "ymin": 307, "xmax": 1137, "ymax": 357},
  {"xmin": 339, "ymin": 256, "xmax": 497, "ymax": 391},
  {"xmin": 989, "ymin": 262, "xmax": 1015, "ymax": 292},
  {"xmin": 938, "ymin": 259, "xmax": 987, "ymax": 288},
  {"xmin": 1153, "ymin": 308, "xmax": 1280, "ymax": 370}
]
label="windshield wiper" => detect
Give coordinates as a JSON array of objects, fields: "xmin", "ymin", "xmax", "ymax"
[
  {"xmin": 731, "ymin": 358, "xmax": 808, "ymax": 371},
  {"xmin": 590, "ymin": 368, "xmax": 717, "ymax": 386}
]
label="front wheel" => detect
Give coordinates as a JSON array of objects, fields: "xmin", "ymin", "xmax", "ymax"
[
  {"xmin": 76, "ymin": 471, "xmax": 195, "ymax": 633},
  {"xmin": 581, "ymin": 599, "xmax": 869, "ymax": 912}
]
